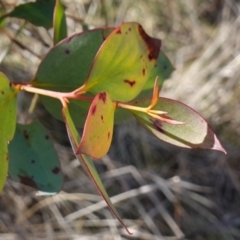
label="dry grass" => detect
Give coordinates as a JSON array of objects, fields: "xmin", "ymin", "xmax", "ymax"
[{"xmin": 0, "ymin": 0, "xmax": 240, "ymax": 239}]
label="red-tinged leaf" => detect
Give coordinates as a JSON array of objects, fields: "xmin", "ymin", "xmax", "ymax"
[
  {"xmin": 132, "ymin": 97, "xmax": 226, "ymax": 153},
  {"xmin": 77, "ymin": 92, "xmax": 115, "ymax": 159},
  {"xmin": 33, "ymin": 28, "xmax": 114, "ymax": 127},
  {"xmin": 147, "ymin": 112, "xmax": 185, "ymax": 125},
  {"xmin": 62, "ymin": 105, "xmax": 131, "ymax": 234},
  {"xmin": 149, "ymin": 77, "xmax": 159, "ymax": 109},
  {"xmin": 53, "ymin": 0, "xmax": 67, "ymax": 45},
  {"xmin": 84, "ymin": 22, "xmax": 161, "ymax": 102}
]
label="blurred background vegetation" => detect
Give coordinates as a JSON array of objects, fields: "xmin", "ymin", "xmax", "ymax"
[{"xmin": 0, "ymin": 0, "xmax": 240, "ymax": 239}]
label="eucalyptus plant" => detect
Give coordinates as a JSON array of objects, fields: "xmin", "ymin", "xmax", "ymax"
[{"xmin": 0, "ymin": 0, "xmax": 226, "ymax": 233}]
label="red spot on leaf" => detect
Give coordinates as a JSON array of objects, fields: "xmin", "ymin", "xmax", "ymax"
[
  {"xmin": 101, "ymin": 115, "xmax": 104, "ymax": 122},
  {"xmin": 52, "ymin": 167, "xmax": 60, "ymax": 174},
  {"xmin": 151, "ymin": 119, "xmax": 165, "ymax": 133},
  {"xmin": 108, "ymin": 131, "xmax": 111, "ymax": 140},
  {"xmin": 91, "ymin": 105, "xmax": 97, "ymax": 115},
  {"xmin": 142, "ymin": 68, "xmax": 146, "ymax": 76},
  {"xmin": 116, "ymin": 28, "xmax": 121, "ymax": 34},
  {"xmin": 19, "ymin": 175, "xmax": 38, "ymax": 189},
  {"xmin": 99, "ymin": 92, "xmax": 107, "ymax": 103},
  {"xmin": 128, "ymin": 27, "xmax": 131, "ymax": 31},
  {"xmin": 124, "ymin": 79, "xmax": 136, "ymax": 87},
  {"xmin": 1, "ymin": 91, "xmax": 4, "ymax": 95},
  {"xmin": 9, "ymin": 82, "xmax": 12, "ymax": 87},
  {"xmin": 138, "ymin": 25, "xmax": 161, "ymax": 60}
]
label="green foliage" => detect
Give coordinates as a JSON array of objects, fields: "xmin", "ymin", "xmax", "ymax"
[
  {"xmin": 133, "ymin": 97, "xmax": 226, "ymax": 153},
  {"xmin": 83, "ymin": 22, "xmax": 162, "ymax": 102},
  {"xmin": 62, "ymin": 106, "xmax": 130, "ymax": 234},
  {"xmin": 0, "ymin": 0, "xmax": 55, "ymax": 29},
  {"xmin": 33, "ymin": 28, "xmax": 113, "ymax": 91},
  {"xmin": 8, "ymin": 122, "xmax": 63, "ymax": 193},
  {"xmin": 0, "ymin": 0, "xmax": 226, "ymax": 234},
  {"xmin": 33, "ymin": 28, "xmax": 113, "ymax": 127},
  {"xmin": 0, "ymin": 73, "xmax": 17, "ymax": 192},
  {"xmin": 53, "ymin": 0, "xmax": 67, "ymax": 45},
  {"xmin": 143, "ymin": 51, "xmax": 174, "ymax": 90}
]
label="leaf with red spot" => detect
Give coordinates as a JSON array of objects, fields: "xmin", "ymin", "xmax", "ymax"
[
  {"xmin": 0, "ymin": 73, "xmax": 17, "ymax": 192},
  {"xmin": 132, "ymin": 98, "xmax": 226, "ymax": 153},
  {"xmin": 134, "ymin": 51, "xmax": 175, "ymax": 100},
  {"xmin": 76, "ymin": 92, "xmax": 115, "ymax": 159},
  {"xmin": 8, "ymin": 121, "xmax": 63, "ymax": 193},
  {"xmin": 143, "ymin": 50, "xmax": 174, "ymax": 90},
  {"xmin": 53, "ymin": 0, "xmax": 67, "ymax": 45},
  {"xmin": 84, "ymin": 22, "xmax": 162, "ymax": 102},
  {"xmin": 32, "ymin": 23, "xmax": 173, "ymax": 125},
  {"xmin": 32, "ymin": 28, "xmax": 114, "ymax": 127},
  {"xmin": 62, "ymin": 105, "xmax": 131, "ymax": 234}
]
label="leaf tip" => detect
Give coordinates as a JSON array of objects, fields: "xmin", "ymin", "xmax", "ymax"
[
  {"xmin": 213, "ymin": 134, "xmax": 227, "ymax": 154},
  {"xmin": 125, "ymin": 227, "xmax": 133, "ymax": 235}
]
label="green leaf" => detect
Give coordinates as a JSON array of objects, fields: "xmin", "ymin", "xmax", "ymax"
[
  {"xmin": 133, "ymin": 97, "xmax": 226, "ymax": 153},
  {"xmin": 0, "ymin": 73, "xmax": 17, "ymax": 192},
  {"xmin": 114, "ymin": 107, "xmax": 132, "ymax": 124},
  {"xmin": 62, "ymin": 105, "xmax": 130, "ymax": 234},
  {"xmin": 32, "ymin": 24, "xmax": 172, "ymax": 125},
  {"xmin": 143, "ymin": 50, "xmax": 174, "ymax": 90},
  {"xmin": 77, "ymin": 92, "xmax": 115, "ymax": 159},
  {"xmin": 33, "ymin": 28, "xmax": 114, "ymax": 127},
  {"xmin": 0, "ymin": 0, "xmax": 55, "ymax": 29},
  {"xmin": 0, "ymin": 8, "xmax": 7, "ymax": 29},
  {"xmin": 53, "ymin": 0, "xmax": 67, "ymax": 45},
  {"xmin": 40, "ymin": 98, "xmax": 91, "ymax": 128},
  {"xmin": 132, "ymin": 51, "xmax": 174, "ymax": 101},
  {"xmin": 62, "ymin": 106, "xmax": 80, "ymax": 146},
  {"xmin": 8, "ymin": 121, "xmax": 63, "ymax": 193},
  {"xmin": 33, "ymin": 28, "xmax": 113, "ymax": 91},
  {"xmin": 84, "ymin": 22, "xmax": 162, "ymax": 102}
]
